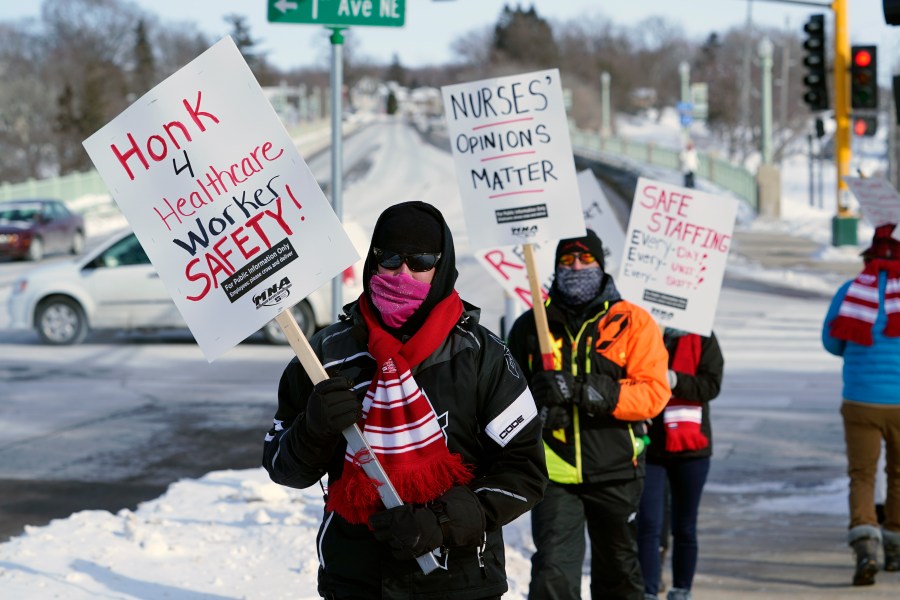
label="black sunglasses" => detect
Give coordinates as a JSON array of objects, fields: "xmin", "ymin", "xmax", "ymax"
[{"xmin": 373, "ymin": 248, "xmax": 441, "ymax": 272}]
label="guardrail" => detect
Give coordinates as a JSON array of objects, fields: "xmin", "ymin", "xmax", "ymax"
[
  {"xmin": 0, "ymin": 119, "xmax": 334, "ymax": 208},
  {"xmin": 1, "ymin": 119, "xmax": 758, "ymax": 214},
  {"xmin": 570, "ymin": 128, "xmax": 758, "ymax": 212}
]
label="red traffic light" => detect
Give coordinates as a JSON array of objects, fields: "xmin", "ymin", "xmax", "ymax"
[
  {"xmin": 853, "ymin": 49, "xmax": 872, "ymax": 68},
  {"xmin": 853, "ymin": 116, "xmax": 878, "ymax": 137}
]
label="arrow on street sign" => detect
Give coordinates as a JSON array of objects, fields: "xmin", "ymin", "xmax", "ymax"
[
  {"xmin": 273, "ymin": 0, "xmax": 298, "ymax": 14},
  {"xmin": 268, "ymin": 0, "xmax": 406, "ymax": 27}
]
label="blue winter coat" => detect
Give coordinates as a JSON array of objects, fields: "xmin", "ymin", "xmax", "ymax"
[{"xmin": 822, "ymin": 271, "xmax": 900, "ymax": 405}]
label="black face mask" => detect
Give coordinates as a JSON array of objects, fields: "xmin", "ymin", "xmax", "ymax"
[{"xmin": 555, "ymin": 267, "xmax": 602, "ymax": 305}]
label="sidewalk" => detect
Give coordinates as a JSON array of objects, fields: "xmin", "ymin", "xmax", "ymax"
[{"xmin": 728, "ymin": 226, "xmax": 862, "ymax": 299}]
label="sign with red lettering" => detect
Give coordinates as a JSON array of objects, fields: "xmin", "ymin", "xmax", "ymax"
[
  {"xmin": 617, "ymin": 177, "xmax": 737, "ymax": 336},
  {"xmin": 83, "ymin": 36, "xmax": 358, "ymax": 361},
  {"xmin": 441, "ymin": 69, "xmax": 584, "ymax": 248},
  {"xmin": 475, "ymin": 170, "xmax": 625, "ymax": 308},
  {"xmin": 844, "ymin": 177, "xmax": 900, "ymax": 236}
]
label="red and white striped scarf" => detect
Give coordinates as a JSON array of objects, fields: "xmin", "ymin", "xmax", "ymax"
[
  {"xmin": 325, "ymin": 292, "xmax": 473, "ymax": 525},
  {"xmin": 829, "ymin": 259, "xmax": 900, "ymax": 347}
]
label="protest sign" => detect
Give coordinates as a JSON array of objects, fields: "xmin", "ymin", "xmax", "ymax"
[
  {"xmin": 475, "ymin": 169, "xmax": 625, "ymax": 308},
  {"xmin": 844, "ymin": 177, "xmax": 900, "ymax": 239},
  {"xmin": 83, "ymin": 37, "xmax": 358, "ymax": 362},
  {"xmin": 617, "ymin": 177, "xmax": 737, "ymax": 336},
  {"xmin": 441, "ymin": 69, "xmax": 585, "ymax": 248},
  {"xmin": 84, "ymin": 36, "xmax": 440, "ymax": 574}
]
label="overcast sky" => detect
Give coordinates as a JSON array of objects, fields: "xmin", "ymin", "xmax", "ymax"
[{"xmin": 1, "ymin": 0, "xmax": 897, "ymax": 75}]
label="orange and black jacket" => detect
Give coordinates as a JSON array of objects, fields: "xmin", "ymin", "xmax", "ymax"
[{"xmin": 507, "ymin": 274, "xmax": 670, "ymax": 484}]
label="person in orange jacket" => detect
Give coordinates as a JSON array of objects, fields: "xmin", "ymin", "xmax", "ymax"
[{"xmin": 507, "ymin": 230, "xmax": 671, "ymax": 600}]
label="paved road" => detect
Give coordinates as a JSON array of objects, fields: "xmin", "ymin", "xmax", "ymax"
[{"xmin": 2, "ymin": 118, "xmax": 897, "ymax": 597}]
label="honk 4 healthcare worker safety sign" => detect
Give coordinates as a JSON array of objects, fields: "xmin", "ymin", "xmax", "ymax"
[{"xmin": 83, "ymin": 36, "xmax": 358, "ymax": 361}]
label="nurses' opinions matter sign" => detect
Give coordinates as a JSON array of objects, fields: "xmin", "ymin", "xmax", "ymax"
[
  {"xmin": 441, "ymin": 69, "xmax": 584, "ymax": 248},
  {"xmin": 617, "ymin": 177, "xmax": 737, "ymax": 336},
  {"xmin": 83, "ymin": 37, "xmax": 358, "ymax": 361},
  {"xmin": 475, "ymin": 169, "xmax": 625, "ymax": 308}
]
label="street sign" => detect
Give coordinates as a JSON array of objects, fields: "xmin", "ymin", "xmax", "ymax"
[
  {"xmin": 677, "ymin": 101, "xmax": 694, "ymax": 127},
  {"xmin": 268, "ymin": 0, "xmax": 405, "ymax": 27}
]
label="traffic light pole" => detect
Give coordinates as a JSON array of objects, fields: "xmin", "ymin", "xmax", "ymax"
[
  {"xmin": 831, "ymin": 0, "xmax": 858, "ymax": 245},
  {"xmin": 747, "ymin": 0, "xmax": 857, "ymax": 245}
]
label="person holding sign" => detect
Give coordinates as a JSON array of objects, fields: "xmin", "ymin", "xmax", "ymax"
[
  {"xmin": 637, "ymin": 327, "xmax": 724, "ymax": 600},
  {"xmin": 822, "ymin": 223, "xmax": 900, "ymax": 587},
  {"xmin": 506, "ymin": 230, "xmax": 670, "ymax": 600},
  {"xmin": 262, "ymin": 201, "xmax": 547, "ymax": 599}
]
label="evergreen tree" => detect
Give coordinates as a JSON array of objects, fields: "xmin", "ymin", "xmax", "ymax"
[
  {"xmin": 132, "ymin": 19, "xmax": 157, "ymax": 96},
  {"xmin": 386, "ymin": 91, "xmax": 398, "ymax": 115},
  {"xmin": 385, "ymin": 53, "xmax": 407, "ymax": 86},
  {"xmin": 491, "ymin": 4, "xmax": 559, "ymax": 68},
  {"xmin": 224, "ymin": 13, "xmax": 270, "ymax": 82}
]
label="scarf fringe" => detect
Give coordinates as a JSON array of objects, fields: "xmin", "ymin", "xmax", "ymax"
[
  {"xmin": 326, "ymin": 453, "xmax": 473, "ymax": 525},
  {"xmin": 829, "ymin": 316, "xmax": 875, "ymax": 346}
]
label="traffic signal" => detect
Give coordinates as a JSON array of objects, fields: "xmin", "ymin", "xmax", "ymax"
[
  {"xmin": 801, "ymin": 14, "xmax": 829, "ymax": 111},
  {"xmin": 885, "ymin": 0, "xmax": 900, "ymax": 25},
  {"xmin": 850, "ymin": 45, "xmax": 878, "ymax": 109},
  {"xmin": 852, "ymin": 115, "xmax": 877, "ymax": 137}
]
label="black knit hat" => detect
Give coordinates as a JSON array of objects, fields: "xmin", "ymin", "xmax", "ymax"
[
  {"xmin": 555, "ymin": 229, "xmax": 605, "ymax": 271},
  {"xmin": 371, "ymin": 203, "xmax": 443, "ymax": 254}
]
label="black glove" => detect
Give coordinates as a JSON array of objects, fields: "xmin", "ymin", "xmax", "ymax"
[
  {"xmin": 578, "ymin": 373, "xmax": 620, "ymax": 417},
  {"xmin": 530, "ymin": 370, "xmax": 578, "ymax": 406},
  {"xmin": 368, "ymin": 486, "xmax": 486, "ymax": 560},
  {"xmin": 539, "ymin": 405, "xmax": 571, "ymax": 430},
  {"xmin": 303, "ymin": 376, "xmax": 363, "ymax": 440}
]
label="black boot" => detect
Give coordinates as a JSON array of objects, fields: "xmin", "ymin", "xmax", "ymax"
[
  {"xmin": 849, "ymin": 525, "xmax": 881, "ymax": 586},
  {"xmin": 884, "ymin": 529, "xmax": 900, "ymax": 572}
]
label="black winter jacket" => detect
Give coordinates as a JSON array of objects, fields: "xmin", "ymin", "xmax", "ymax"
[
  {"xmin": 262, "ymin": 301, "xmax": 547, "ymax": 600},
  {"xmin": 507, "ymin": 275, "xmax": 670, "ymax": 485},
  {"xmin": 646, "ymin": 330, "xmax": 724, "ymax": 463}
]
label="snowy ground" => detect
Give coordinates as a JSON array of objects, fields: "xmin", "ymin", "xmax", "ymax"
[{"xmin": 0, "ymin": 111, "xmax": 890, "ymax": 598}]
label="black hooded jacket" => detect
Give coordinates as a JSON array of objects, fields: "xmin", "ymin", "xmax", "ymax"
[{"xmin": 262, "ymin": 202, "xmax": 547, "ymax": 599}]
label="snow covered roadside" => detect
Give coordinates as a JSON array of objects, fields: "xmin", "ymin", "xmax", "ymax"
[{"xmin": 0, "ymin": 468, "xmax": 539, "ymax": 599}]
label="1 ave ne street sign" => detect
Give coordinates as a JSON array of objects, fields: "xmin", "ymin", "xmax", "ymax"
[{"xmin": 268, "ymin": 0, "xmax": 405, "ymax": 27}]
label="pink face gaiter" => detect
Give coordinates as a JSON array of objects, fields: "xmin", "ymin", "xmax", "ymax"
[{"xmin": 369, "ymin": 273, "xmax": 432, "ymax": 328}]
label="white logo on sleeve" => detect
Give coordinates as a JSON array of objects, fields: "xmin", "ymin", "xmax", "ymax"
[{"xmin": 486, "ymin": 388, "xmax": 538, "ymax": 447}]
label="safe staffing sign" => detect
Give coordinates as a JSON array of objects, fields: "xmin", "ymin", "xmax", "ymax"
[
  {"xmin": 441, "ymin": 69, "xmax": 584, "ymax": 249},
  {"xmin": 617, "ymin": 177, "xmax": 737, "ymax": 336},
  {"xmin": 83, "ymin": 36, "xmax": 358, "ymax": 361}
]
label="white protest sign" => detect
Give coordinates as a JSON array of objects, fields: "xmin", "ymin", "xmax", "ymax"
[
  {"xmin": 83, "ymin": 37, "xmax": 358, "ymax": 361},
  {"xmin": 441, "ymin": 69, "xmax": 585, "ymax": 248},
  {"xmin": 617, "ymin": 177, "xmax": 737, "ymax": 336},
  {"xmin": 475, "ymin": 169, "xmax": 625, "ymax": 308},
  {"xmin": 844, "ymin": 177, "xmax": 900, "ymax": 239}
]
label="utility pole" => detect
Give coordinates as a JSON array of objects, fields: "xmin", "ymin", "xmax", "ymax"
[
  {"xmin": 760, "ymin": 38, "xmax": 774, "ymax": 165},
  {"xmin": 758, "ymin": 37, "xmax": 781, "ymax": 217},
  {"xmin": 329, "ymin": 27, "xmax": 345, "ymax": 321},
  {"xmin": 741, "ymin": 0, "xmax": 754, "ymax": 134},
  {"xmin": 779, "ymin": 18, "xmax": 791, "ymax": 136},
  {"xmin": 601, "ymin": 72, "xmax": 611, "ymax": 137}
]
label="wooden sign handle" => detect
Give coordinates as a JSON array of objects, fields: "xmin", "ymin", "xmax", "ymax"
[
  {"xmin": 274, "ymin": 310, "xmax": 441, "ymax": 574},
  {"xmin": 522, "ymin": 243, "xmax": 555, "ymax": 371}
]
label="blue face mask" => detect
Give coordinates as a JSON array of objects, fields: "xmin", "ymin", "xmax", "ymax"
[{"xmin": 555, "ymin": 267, "xmax": 602, "ymax": 305}]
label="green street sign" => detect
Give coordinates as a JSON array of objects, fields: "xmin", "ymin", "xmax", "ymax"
[{"xmin": 268, "ymin": 0, "xmax": 406, "ymax": 27}]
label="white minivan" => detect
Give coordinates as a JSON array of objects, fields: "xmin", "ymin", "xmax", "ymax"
[{"xmin": 7, "ymin": 226, "xmax": 366, "ymax": 345}]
